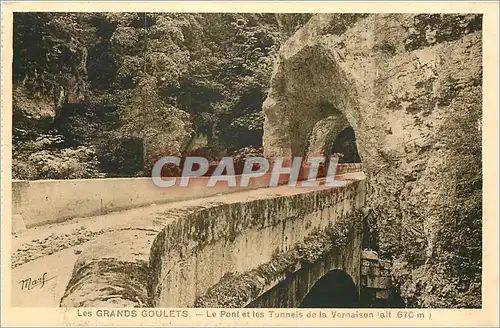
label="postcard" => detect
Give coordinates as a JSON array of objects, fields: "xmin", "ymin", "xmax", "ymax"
[{"xmin": 1, "ymin": 1, "xmax": 498, "ymax": 326}]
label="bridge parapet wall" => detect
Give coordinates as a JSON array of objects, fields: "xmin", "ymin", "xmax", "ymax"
[
  {"xmin": 150, "ymin": 180, "xmax": 366, "ymax": 307},
  {"xmin": 59, "ymin": 178, "xmax": 366, "ymax": 307},
  {"xmin": 12, "ymin": 164, "xmax": 363, "ymax": 230}
]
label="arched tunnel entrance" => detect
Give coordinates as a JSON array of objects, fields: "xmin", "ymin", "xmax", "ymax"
[
  {"xmin": 298, "ymin": 102, "xmax": 362, "ymax": 166},
  {"xmin": 326, "ymin": 127, "xmax": 361, "ymax": 163},
  {"xmin": 299, "ymin": 270, "xmax": 360, "ymax": 308}
]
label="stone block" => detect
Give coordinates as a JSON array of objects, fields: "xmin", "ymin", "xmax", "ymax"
[
  {"xmin": 362, "ymin": 250, "xmax": 379, "ymax": 261},
  {"xmin": 379, "ymin": 259, "xmax": 392, "ymax": 270},
  {"xmin": 378, "ymin": 268, "xmax": 392, "ymax": 277},
  {"xmin": 375, "ymin": 289, "xmax": 391, "ymax": 300},
  {"xmin": 366, "ymin": 276, "xmax": 392, "ymax": 289},
  {"xmin": 362, "ymin": 263, "xmax": 381, "ymax": 276}
]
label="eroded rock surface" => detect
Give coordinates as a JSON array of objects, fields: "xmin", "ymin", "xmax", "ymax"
[{"xmin": 263, "ymin": 13, "xmax": 482, "ymax": 307}]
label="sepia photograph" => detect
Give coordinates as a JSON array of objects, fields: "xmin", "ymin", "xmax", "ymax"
[{"xmin": 1, "ymin": 1, "xmax": 499, "ymax": 327}]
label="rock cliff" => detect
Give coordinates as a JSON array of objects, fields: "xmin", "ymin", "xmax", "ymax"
[{"xmin": 263, "ymin": 13, "xmax": 482, "ymax": 307}]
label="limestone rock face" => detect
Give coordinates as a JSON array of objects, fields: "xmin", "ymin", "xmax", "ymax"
[
  {"xmin": 263, "ymin": 14, "xmax": 482, "ymax": 307},
  {"xmin": 13, "ymin": 42, "xmax": 88, "ymax": 136}
]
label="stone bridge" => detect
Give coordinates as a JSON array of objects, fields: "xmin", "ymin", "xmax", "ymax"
[{"xmin": 11, "ymin": 164, "xmax": 393, "ymax": 308}]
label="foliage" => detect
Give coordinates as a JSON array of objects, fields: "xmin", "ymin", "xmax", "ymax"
[
  {"xmin": 13, "ymin": 134, "xmax": 99, "ymax": 180},
  {"xmin": 13, "ymin": 13, "xmax": 96, "ymax": 100},
  {"xmin": 13, "ymin": 146, "xmax": 101, "ymax": 180},
  {"xmin": 12, "ymin": 13, "xmax": 313, "ymax": 179},
  {"xmin": 94, "ymin": 133, "xmax": 145, "ymax": 177},
  {"xmin": 275, "ymin": 13, "xmax": 314, "ymax": 38},
  {"xmin": 230, "ymin": 146, "xmax": 264, "ymax": 174}
]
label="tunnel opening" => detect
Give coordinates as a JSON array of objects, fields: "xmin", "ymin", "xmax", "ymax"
[
  {"xmin": 325, "ymin": 126, "xmax": 361, "ymax": 163},
  {"xmin": 303, "ymin": 104, "xmax": 362, "ymax": 166},
  {"xmin": 299, "ymin": 270, "xmax": 360, "ymax": 308}
]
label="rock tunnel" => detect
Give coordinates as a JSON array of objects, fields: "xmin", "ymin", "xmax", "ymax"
[
  {"xmin": 261, "ymin": 13, "xmax": 483, "ymax": 307},
  {"xmin": 262, "ymin": 45, "xmax": 367, "ymax": 163}
]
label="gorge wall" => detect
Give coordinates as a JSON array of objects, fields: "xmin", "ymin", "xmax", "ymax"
[{"xmin": 262, "ymin": 13, "xmax": 482, "ymax": 308}]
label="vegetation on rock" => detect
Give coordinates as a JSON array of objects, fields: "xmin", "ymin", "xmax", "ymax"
[
  {"xmin": 193, "ymin": 210, "xmax": 364, "ymax": 308},
  {"xmin": 261, "ymin": 13, "xmax": 483, "ymax": 308},
  {"xmin": 13, "ymin": 13, "xmax": 311, "ymax": 179}
]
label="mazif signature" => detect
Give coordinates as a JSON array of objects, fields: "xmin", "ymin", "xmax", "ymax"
[{"xmin": 18, "ymin": 272, "xmax": 58, "ymax": 291}]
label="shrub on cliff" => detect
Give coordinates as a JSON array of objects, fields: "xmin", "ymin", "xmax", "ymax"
[
  {"xmin": 12, "ymin": 13, "xmax": 312, "ymax": 179},
  {"xmin": 13, "ymin": 146, "xmax": 101, "ymax": 180}
]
